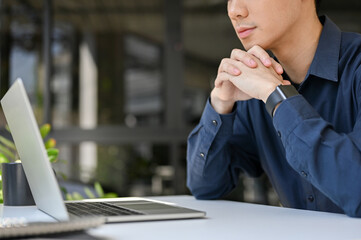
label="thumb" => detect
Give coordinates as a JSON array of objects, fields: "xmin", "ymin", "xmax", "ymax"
[{"xmin": 282, "ymin": 80, "xmax": 292, "ymax": 85}]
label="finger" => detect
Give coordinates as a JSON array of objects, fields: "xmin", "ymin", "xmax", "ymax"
[
  {"xmin": 248, "ymin": 46, "xmax": 284, "ymax": 74},
  {"xmin": 230, "ymin": 49, "xmax": 258, "ymax": 68},
  {"xmin": 218, "ymin": 58, "xmax": 241, "ymax": 76},
  {"xmin": 270, "ymin": 58, "xmax": 284, "ymax": 75},
  {"xmin": 219, "ymin": 58, "xmax": 242, "ymax": 75},
  {"xmin": 214, "ymin": 72, "xmax": 235, "ymax": 88},
  {"xmin": 247, "ymin": 45, "xmax": 274, "ymax": 67},
  {"xmin": 282, "ymin": 80, "xmax": 292, "ymax": 85}
]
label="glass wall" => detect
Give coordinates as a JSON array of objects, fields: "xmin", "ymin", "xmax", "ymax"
[
  {"xmin": 0, "ymin": 0, "xmax": 199, "ymax": 198},
  {"xmin": 1, "ymin": 0, "xmax": 360, "ymax": 204}
]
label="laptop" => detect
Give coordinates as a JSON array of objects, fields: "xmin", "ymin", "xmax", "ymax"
[{"xmin": 0, "ymin": 79, "xmax": 206, "ymax": 223}]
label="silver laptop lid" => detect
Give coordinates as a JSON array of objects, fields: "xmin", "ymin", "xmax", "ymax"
[{"xmin": 1, "ymin": 79, "xmax": 69, "ymax": 221}]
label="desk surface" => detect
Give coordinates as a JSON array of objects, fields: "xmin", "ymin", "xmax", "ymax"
[
  {"xmin": 1, "ymin": 195, "xmax": 361, "ymax": 239},
  {"xmin": 87, "ymin": 195, "xmax": 361, "ymax": 240}
]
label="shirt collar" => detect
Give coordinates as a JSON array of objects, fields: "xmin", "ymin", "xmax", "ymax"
[{"xmin": 306, "ymin": 16, "xmax": 341, "ymax": 82}]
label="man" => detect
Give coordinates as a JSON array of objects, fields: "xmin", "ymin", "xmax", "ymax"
[{"xmin": 187, "ymin": 0, "xmax": 361, "ymax": 217}]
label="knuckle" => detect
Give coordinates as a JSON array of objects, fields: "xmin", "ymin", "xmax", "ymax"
[
  {"xmin": 231, "ymin": 48, "xmax": 243, "ymax": 57},
  {"xmin": 223, "ymin": 62, "xmax": 230, "ymax": 70},
  {"xmin": 249, "ymin": 45, "xmax": 267, "ymax": 57},
  {"xmin": 247, "ymin": 45, "xmax": 256, "ymax": 53},
  {"xmin": 219, "ymin": 72, "xmax": 227, "ymax": 79},
  {"xmin": 231, "ymin": 49, "xmax": 238, "ymax": 57},
  {"xmin": 221, "ymin": 58, "xmax": 231, "ymax": 65},
  {"xmin": 219, "ymin": 59, "xmax": 228, "ymax": 71},
  {"xmin": 217, "ymin": 72, "xmax": 224, "ymax": 79},
  {"xmin": 248, "ymin": 45, "xmax": 259, "ymax": 54},
  {"xmin": 254, "ymin": 45, "xmax": 262, "ymax": 50}
]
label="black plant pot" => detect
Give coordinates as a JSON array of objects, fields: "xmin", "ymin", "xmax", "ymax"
[{"xmin": 1, "ymin": 162, "xmax": 35, "ymax": 206}]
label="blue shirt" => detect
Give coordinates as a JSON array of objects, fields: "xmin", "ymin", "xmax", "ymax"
[{"xmin": 186, "ymin": 16, "xmax": 361, "ymax": 217}]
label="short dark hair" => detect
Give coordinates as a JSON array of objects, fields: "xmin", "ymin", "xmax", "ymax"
[{"xmin": 315, "ymin": 0, "xmax": 321, "ymax": 13}]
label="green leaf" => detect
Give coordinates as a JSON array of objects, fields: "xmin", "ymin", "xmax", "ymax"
[
  {"xmin": 47, "ymin": 148, "xmax": 59, "ymax": 162},
  {"xmin": 84, "ymin": 187, "xmax": 96, "ymax": 199},
  {"xmin": 103, "ymin": 192, "xmax": 118, "ymax": 198},
  {"xmin": 44, "ymin": 138, "xmax": 56, "ymax": 149},
  {"xmin": 40, "ymin": 124, "xmax": 51, "ymax": 139},
  {"xmin": 71, "ymin": 192, "xmax": 84, "ymax": 200},
  {"xmin": 0, "ymin": 144, "xmax": 15, "ymax": 160},
  {"xmin": 58, "ymin": 172, "xmax": 68, "ymax": 181},
  {"xmin": 60, "ymin": 186, "xmax": 68, "ymax": 195},
  {"xmin": 0, "ymin": 153, "xmax": 10, "ymax": 164},
  {"xmin": 47, "ymin": 148, "xmax": 59, "ymax": 156},
  {"xmin": 0, "ymin": 136, "xmax": 16, "ymax": 151},
  {"xmin": 48, "ymin": 155, "xmax": 57, "ymax": 163},
  {"xmin": 65, "ymin": 193, "xmax": 73, "ymax": 201},
  {"xmin": 94, "ymin": 182, "xmax": 104, "ymax": 198}
]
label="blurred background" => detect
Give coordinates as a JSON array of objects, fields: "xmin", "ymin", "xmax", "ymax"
[{"xmin": 0, "ymin": 0, "xmax": 360, "ymax": 205}]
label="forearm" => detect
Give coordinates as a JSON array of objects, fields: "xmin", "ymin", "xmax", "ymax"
[
  {"xmin": 186, "ymin": 100, "xmax": 237, "ymax": 199},
  {"xmin": 187, "ymin": 144, "xmax": 238, "ymax": 200},
  {"xmin": 187, "ymin": 98, "xmax": 265, "ymax": 199},
  {"xmin": 274, "ymin": 96, "xmax": 361, "ymax": 217}
]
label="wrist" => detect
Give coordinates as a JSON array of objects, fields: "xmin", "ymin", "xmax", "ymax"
[
  {"xmin": 262, "ymin": 83, "xmax": 279, "ymax": 103},
  {"xmin": 210, "ymin": 91, "xmax": 235, "ymax": 114},
  {"xmin": 265, "ymin": 84, "xmax": 299, "ymax": 117}
]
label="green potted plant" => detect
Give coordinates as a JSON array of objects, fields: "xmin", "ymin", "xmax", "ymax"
[
  {"xmin": 0, "ymin": 123, "xmax": 117, "ymax": 203},
  {"xmin": 0, "ymin": 123, "xmax": 59, "ymax": 163},
  {"xmin": 0, "ymin": 123, "xmax": 58, "ymax": 204}
]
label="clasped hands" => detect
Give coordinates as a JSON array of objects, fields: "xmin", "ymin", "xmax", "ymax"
[{"xmin": 210, "ymin": 45, "xmax": 290, "ymax": 114}]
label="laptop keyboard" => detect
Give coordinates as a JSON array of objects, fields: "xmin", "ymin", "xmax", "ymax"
[{"xmin": 66, "ymin": 202, "xmax": 144, "ymax": 217}]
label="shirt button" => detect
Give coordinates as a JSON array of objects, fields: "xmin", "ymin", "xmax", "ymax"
[
  {"xmin": 200, "ymin": 152, "xmax": 205, "ymax": 158},
  {"xmin": 212, "ymin": 120, "xmax": 218, "ymax": 126},
  {"xmin": 277, "ymin": 131, "xmax": 281, "ymax": 138},
  {"xmin": 301, "ymin": 171, "xmax": 308, "ymax": 178},
  {"xmin": 308, "ymin": 195, "xmax": 314, "ymax": 202}
]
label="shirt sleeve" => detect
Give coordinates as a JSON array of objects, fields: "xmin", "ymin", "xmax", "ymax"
[
  {"xmin": 273, "ymin": 93, "xmax": 361, "ymax": 217},
  {"xmin": 186, "ymin": 98, "xmax": 262, "ymax": 200}
]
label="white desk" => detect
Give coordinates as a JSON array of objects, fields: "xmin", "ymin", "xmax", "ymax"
[
  {"xmin": 1, "ymin": 195, "xmax": 361, "ymax": 239},
  {"xmin": 88, "ymin": 195, "xmax": 361, "ymax": 240}
]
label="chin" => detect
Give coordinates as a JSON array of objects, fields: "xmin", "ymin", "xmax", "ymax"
[
  {"xmin": 240, "ymin": 40, "xmax": 257, "ymax": 51},
  {"xmin": 240, "ymin": 40, "xmax": 271, "ymax": 51}
]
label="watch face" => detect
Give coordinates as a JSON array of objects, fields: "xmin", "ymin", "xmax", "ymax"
[
  {"xmin": 265, "ymin": 85, "xmax": 299, "ymax": 117},
  {"xmin": 278, "ymin": 85, "xmax": 299, "ymax": 98}
]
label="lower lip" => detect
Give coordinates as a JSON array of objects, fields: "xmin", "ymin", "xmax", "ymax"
[{"xmin": 238, "ymin": 28, "xmax": 255, "ymax": 39}]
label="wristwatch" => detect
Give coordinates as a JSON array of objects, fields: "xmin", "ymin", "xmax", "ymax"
[{"xmin": 265, "ymin": 84, "xmax": 299, "ymax": 117}]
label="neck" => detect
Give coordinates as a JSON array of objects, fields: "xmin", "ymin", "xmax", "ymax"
[{"xmin": 271, "ymin": 13, "xmax": 323, "ymax": 84}]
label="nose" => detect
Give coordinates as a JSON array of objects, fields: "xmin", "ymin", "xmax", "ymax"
[{"xmin": 227, "ymin": 0, "xmax": 248, "ymax": 20}]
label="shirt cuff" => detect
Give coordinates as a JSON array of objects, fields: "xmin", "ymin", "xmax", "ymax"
[
  {"xmin": 273, "ymin": 95, "xmax": 320, "ymax": 144},
  {"xmin": 200, "ymin": 98, "xmax": 236, "ymax": 137}
]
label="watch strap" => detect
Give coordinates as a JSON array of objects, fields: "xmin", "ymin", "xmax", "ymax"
[{"xmin": 265, "ymin": 84, "xmax": 299, "ymax": 117}]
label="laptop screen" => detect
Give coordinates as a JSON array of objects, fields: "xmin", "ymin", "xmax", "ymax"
[{"xmin": 1, "ymin": 79, "xmax": 69, "ymax": 221}]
